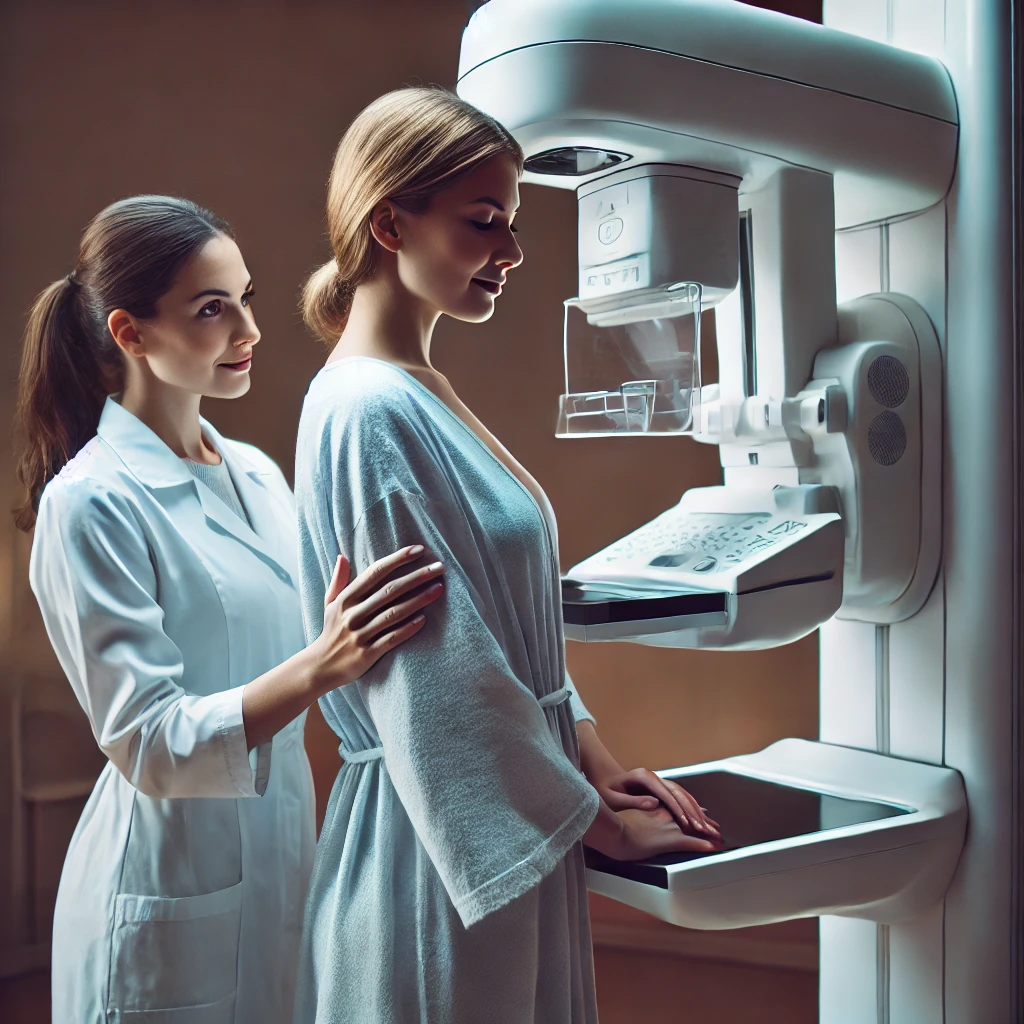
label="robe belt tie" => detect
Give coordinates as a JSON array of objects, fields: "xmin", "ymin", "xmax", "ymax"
[
  {"xmin": 537, "ymin": 686, "xmax": 571, "ymax": 709},
  {"xmin": 338, "ymin": 687, "xmax": 571, "ymax": 764},
  {"xmin": 339, "ymin": 744, "xmax": 385, "ymax": 763}
]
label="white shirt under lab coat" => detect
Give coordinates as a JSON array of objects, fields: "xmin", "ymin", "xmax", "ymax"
[{"xmin": 29, "ymin": 396, "xmax": 315, "ymax": 1024}]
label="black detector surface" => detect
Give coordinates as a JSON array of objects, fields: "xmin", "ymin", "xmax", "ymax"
[{"xmin": 561, "ymin": 578, "xmax": 727, "ymax": 627}]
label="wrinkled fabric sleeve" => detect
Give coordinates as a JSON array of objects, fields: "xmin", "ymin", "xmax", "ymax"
[
  {"xmin": 349, "ymin": 487, "xmax": 599, "ymax": 928},
  {"xmin": 29, "ymin": 480, "xmax": 266, "ymax": 799},
  {"xmin": 565, "ymin": 671, "xmax": 596, "ymax": 726}
]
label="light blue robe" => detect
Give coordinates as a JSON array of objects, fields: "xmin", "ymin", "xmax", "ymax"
[{"xmin": 292, "ymin": 357, "xmax": 601, "ymax": 1023}]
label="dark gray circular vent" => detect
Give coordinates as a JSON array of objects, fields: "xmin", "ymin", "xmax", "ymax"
[
  {"xmin": 867, "ymin": 355, "xmax": 910, "ymax": 408},
  {"xmin": 868, "ymin": 411, "xmax": 907, "ymax": 466},
  {"xmin": 524, "ymin": 147, "xmax": 631, "ymax": 176}
]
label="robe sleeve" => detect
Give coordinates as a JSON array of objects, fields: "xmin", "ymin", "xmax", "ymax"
[
  {"xmin": 349, "ymin": 486, "xmax": 600, "ymax": 927},
  {"xmin": 29, "ymin": 477, "xmax": 268, "ymax": 799},
  {"xmin": 565, "ymin": 671, "xmax": 596, "ymax": 726}
]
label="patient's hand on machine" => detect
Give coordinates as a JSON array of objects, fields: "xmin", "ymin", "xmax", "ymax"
[
  {"xmin": 584, "ymin": 800, "xmax": 724, "ymax": 861},
  {"xmin": 576, "ymin": 720, "xmax": 723, "ymax": 857}
]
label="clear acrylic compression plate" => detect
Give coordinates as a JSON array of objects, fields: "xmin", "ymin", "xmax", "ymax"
[{"xmin": 556, "ymin": 285, "xmax": 702, "ymax": 438}]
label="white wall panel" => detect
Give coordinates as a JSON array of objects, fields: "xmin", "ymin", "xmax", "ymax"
[
  {"xmin": 819, "ymin": 917, "xmax": 883, "ymax": 1023},
  {"xmin": 891, "ymin": 0, "xmax": 946, "ymax": 57},
  {"xmin": 889, "ymin": 901, "xmax": 945, "ymax": 1023},
  {"xmin": 822, "ymin": 0, "xmax": 889, "ymax": 42},
  {"xmin": 819, "ymin": 618, "xmax": 877, "ymax": 748},
  {"xmin": 888, "ymin": 576, "xmax": 945, "ymax": 764}
]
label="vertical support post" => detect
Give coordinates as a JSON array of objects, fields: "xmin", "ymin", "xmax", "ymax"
[
  {"xmin": 819, "ymin": 917, "xmax": 886, "ymax": 1023},
  {"xmin": 821, "ymin": 0, "xmax": 955, "ymax": 1016}
]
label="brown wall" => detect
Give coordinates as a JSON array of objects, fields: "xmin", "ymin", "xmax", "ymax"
[{"xmin": 0, "ymin": 0, "xmax": 819, "ymax": 1011}]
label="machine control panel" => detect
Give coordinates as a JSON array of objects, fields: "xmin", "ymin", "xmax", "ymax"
[
  {"xmin": 563, "ymin": 490, "xmax": 845, "ymax": 648},
  {"xmin": 581, "ymin": 510, "xmax": 808, "ymax": 578}
]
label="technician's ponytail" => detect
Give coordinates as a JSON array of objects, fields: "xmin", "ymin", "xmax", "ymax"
[
  {"xmin": 13, "ymin": 272, "xmax": 114, "ymax": 531},
  {"xmin": 13, "ymin": 195, "xmax": 232, "ymax": 531}
]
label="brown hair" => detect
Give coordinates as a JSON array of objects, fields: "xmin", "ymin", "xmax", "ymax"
[
  {"xmin": 302, "ymin": 86, "xmax": 523, "ymax": 344},
  {"xmin": 13, "ymin": 195, "xmax": 232, "ymax": 531}
]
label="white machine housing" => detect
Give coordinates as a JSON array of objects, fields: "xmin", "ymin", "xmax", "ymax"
[
  {"xmin": 577, "ymin": 164, "xmax": 741, "ymax": 321},
  {"xmin": 457, "ymin": 2, "xmax": 1016, "ymax": 1021},
  {"xmin": 458, "ymin": 0, "xmax": 953, "ymax": 659},
  {"xmin": 458, "ymin": 0, "xmax": 957, "ymax": 227}
]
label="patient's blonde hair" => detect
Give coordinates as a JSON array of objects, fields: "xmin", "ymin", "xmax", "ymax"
[{"xmin": 303, "ymin": 86, "xmax": 524, "ymax": 344}]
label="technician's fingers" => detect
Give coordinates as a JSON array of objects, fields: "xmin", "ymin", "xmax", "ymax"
[
  {"xmin": 364, "ymin": 613, "xmax": 429, "ymax": 666},
  {"xmin": 360, "ymin": 581, "xmax": 445, "ymax": 646},
  {"xmin": 341, "ymin": 545, "xmax": 427, "ymax": 605},
  {"xmin": 350, "ymin": 561, "xmax": 446, "ymax": 628},
  {"xmin": 324, "ymin": 554, "xmax": 352, "ymax": 610}
]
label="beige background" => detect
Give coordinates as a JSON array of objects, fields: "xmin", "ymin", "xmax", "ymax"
[{"xmin": 0, "ymin": 1, "xmax": 819, "ymax": 1018}]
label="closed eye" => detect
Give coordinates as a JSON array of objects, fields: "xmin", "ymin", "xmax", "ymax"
[{"xmin": 471, "ymin": 220, "xmax": 518, "ymax": 233}]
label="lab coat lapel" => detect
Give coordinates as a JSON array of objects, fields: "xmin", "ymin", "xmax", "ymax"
[
  {"xmin": 192, "ymin": 470, "xmax": 289, "ymax": 580},
  {"xmin": 96, "ymin": 398, "xmax": 293, "ymax": 586},
  {"xmin": 198, "ymin": 420, "xmax": 296, "ymax": 587}
]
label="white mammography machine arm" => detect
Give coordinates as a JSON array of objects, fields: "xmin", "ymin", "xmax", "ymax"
[{"xmin": 462, "ymin": 0, "xmax": 946, "ymax": 651}]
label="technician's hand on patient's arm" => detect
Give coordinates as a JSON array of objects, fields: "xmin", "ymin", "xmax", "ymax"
[
  {"xmin": 576, "ymin": 719, "xmax": 721, "ymax": 840},
  {"xmin": 242, "ymin": 545, "xmax": 445, "ymax": 749}
]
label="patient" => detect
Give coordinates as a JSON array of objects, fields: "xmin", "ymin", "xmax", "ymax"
[{"xmin": 292, "ymin": 86, "xmax": 722, "ymax": 1024}]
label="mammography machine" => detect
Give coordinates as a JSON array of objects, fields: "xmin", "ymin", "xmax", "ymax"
[{"xmin": 459, "ymin": 1, "xmax": 1023, "ymax": 1021}]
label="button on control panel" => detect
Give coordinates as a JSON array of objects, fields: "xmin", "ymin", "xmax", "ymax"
[
  {"xmin": 598, "ymin": 217, "xmax": 624, "ymax": 244},
  {"xmin": 581, "ymin": 253, "xmax": 648, "ymax": 298}
]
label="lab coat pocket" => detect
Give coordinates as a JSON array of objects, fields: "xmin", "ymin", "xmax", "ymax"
[
  {"xmin": 108, "ymin": 881, "xmax": 243, "ymax": 1019},
  {"xmin": 116, "ymin": 992, "xmax": 235, "ymax": 1023}
]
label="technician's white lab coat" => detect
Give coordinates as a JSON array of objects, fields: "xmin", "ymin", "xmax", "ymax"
[{"xmin": 29, "ymin": 396, "xmax": 315, "ymax": 1024}]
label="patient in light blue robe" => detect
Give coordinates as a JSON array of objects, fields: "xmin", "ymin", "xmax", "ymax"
[{"xmin": 293, "ymin": 357, "xmax": 602, "ymax": 1023}]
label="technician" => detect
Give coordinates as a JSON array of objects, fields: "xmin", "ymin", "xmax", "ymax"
[{"xmin": 15, "ymin": 195, "xmax": 445, "ymax": 1023}]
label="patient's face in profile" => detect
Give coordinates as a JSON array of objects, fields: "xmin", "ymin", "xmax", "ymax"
[{"xmin": 393, "ymin": 154, "xmax": 524, "ymax": 323}]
